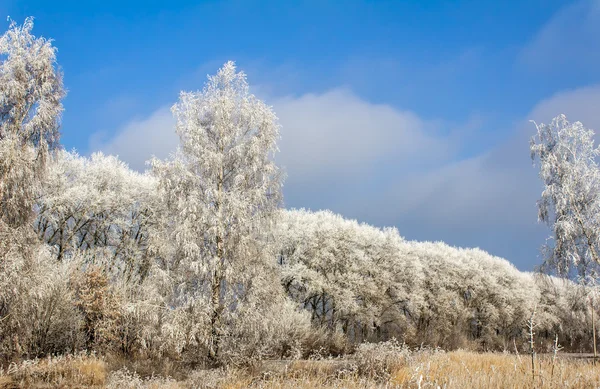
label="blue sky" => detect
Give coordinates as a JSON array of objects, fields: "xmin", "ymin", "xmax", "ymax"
[{"xmin": 3, "ymin": 0, "xmax": 600, "ymax": 271}]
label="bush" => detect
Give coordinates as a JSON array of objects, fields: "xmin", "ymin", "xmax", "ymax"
[
  {"xmin": 72, "ymin": 266, "xmax": 121, "ymax": 352},
  {"xmin": 219, "ymin": 297, "xmax": 316, "ymax": 365},
  {"xmin": 353, "ymin": 339, "xmax": 411, "ymax": 381},
  {"xmin": 0, "ymin": 240, "xmax": 83, "ymax": 359}
]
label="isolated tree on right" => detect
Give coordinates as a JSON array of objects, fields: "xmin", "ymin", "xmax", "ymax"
[
  {"xmin": 531, "ymin": 114, "xmax": 600, "ymax": 358},
  {"xmin": 531, "ymin": 114, "xmax": 600, "ymax": 278}
]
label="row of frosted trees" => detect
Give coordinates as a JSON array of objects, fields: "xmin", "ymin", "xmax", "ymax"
[
  {"xmin": 277, "ymin": 209, "xmax": 596, "ymax": 352},
  {"xmin": 0, "ymin": 19, "xmax": 598, "ymax": 366}
]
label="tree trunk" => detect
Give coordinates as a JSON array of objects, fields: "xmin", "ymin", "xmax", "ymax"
[
  {"xmin": 209, "ymin": 264, "xmax": 223, "ymax": 363},
  {"xmin": 209, "ymin": 153, "xmax": 225, "ymax": 363}
]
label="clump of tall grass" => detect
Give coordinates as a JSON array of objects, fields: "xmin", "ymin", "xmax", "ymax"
[
  {"xmin": 0, "ymin": 352, "xmax": 106, "ymax": 388},
  {"xmin": 352, "ymin": 338, "xmax": 413, "ymax": 380}
]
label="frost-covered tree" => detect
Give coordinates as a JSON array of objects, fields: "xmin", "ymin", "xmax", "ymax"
[
  {"xmin": 0, "ymin": 17, "xmax": 71, "ymax": 358},
  {"xmin": 275, "ymin": 209, "xmax": 564, "ymax": 351},
  {"xmin": 37, "ymin": 150, "xmax": 157, "ymax": 277},
  {"xmin": 35, "ymin": 151, "xmax": 161, "ymax": 355},
  {"xmin": 531, "ymin": 115, "xmax": 600, "ymax": 278},
  {"xmin": 151, "ymin": 61, "xmax": 283, "ymax": 362},
  {"xmin": 0, "ymin": 17, "xmax": 64, "ymax": 229},
  {"xmin": 531, "ymin": 114, "xmax": 600, "ymax": 354},
  {"xmin": 275, "ymin": 209, "xmax": 416, "ymax": 344}
]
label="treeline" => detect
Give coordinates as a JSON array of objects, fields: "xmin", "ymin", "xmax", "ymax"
[
  {"xmin": 277, "ymin": 209, "xmax": 595, "ymax": 352},
  {"xmin": 0, "ymin": 18, "xmax": 596, "ymax": 368}
]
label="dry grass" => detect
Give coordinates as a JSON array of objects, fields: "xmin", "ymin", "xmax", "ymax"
[
  {"xmin": 0, "ymin": 353, "xmax": 106, "ymax": 388},
  {"xmin": 391, "ymin": 350, "xmax": 600, "ymax": 388},
  {"xmin": 2, "ymin": 350, "xmax": 600, "ymax": 388},
  {"xmin": 212, "ymin": 352, "xmax": 600, "ymax": 389}
]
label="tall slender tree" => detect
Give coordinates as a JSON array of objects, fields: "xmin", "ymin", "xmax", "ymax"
[
  {"xmin": 0, "ymin": 17, "xmax": 65, "ymax": 229},
  {"xmin": 0, "ymin": 17, "xmax": 68, "ymax": 357},
  {"xmin": 151, "ymin": 61, "xmax": 283, "ymax": 362},
  {"xmin": 531, "ymin": 114, "xmax": 600, "ymax": 277},
  {"xmin": 531, "ymin": 114, "xmax": 600, "ymax": 357}
]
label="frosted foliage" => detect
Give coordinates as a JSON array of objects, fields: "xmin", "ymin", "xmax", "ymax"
[
  {"xmin": 0, "ymin": 18, "xmax": 64, "ymax": 228},
  {"xmin": 531, "ymin": 114, "xmax": 600, "ymax": 277},
  {"xmin": 275, "ymin": 209, "xmax": 588, "ymax": 350},
  {"xmin": 0, "ymin": 17, "xmax": 63, "ymax": 146},
  {"xmin": 150, "ymin": 61, "xmax": 283, "ymax": 361},
  {"xmin": 0, "ymin": 18, "xmax": 70, "ymax": 358},
  {"xmin": 0, "ymin": 245, "xmax": 82, "ymax": 356},
  {"xmin": 275, "ymin": 209, "xmax": 414, "ymax": 340},
  {"xmin": 37, "ymin": 150, "xmax": 158, "ymax": 275}
]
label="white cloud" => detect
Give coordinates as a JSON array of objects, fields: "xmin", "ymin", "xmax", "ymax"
[
  {"xmin": 90, "ymin": 106, "xmax": 177, "ymax": 171},
  {"xmin": 529, "ymin": 85, "xmax": 600, "ymax": 126},
  {"xmin": 274, "ymin": 88, "xmax": 453, "ymax": 182}
]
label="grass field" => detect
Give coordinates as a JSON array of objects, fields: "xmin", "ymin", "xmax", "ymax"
[{"xmin": 2, "ymin": 350, "xmax": 600, "ymax": 388}]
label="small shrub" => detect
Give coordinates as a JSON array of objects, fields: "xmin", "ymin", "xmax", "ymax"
[
  {"xmin": 106, "ymin": 368, "xmax": 180, "ymax": 389},
  {"xmin": 72, "ymin": 266, "xmax": 121, "ymax": 352},
  {"xmin": 353, "ymin": 338, "xmax": 410, "ymax": 381}
]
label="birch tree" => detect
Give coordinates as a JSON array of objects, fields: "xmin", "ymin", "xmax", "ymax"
[
  {"xmin": 531, "ymin": 115, "xmax": 600, "ymax": 278},
  {"xmin": 0, "ymin": 17, "xmax": 71, "ymax": 357},
  {"xmin": 531, "ymin": 114, "xmax": 600, "ymax": 355},
  {"xmin": 0, "ymin": 17, "xmax": 64, "ymax": 229},
  {"xmin": 151, "ymin": 61, "xmax": 283, "ymax": 362}
]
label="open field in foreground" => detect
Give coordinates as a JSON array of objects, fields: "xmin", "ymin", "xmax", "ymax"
[{"xmin": 2, "ymin": 350, "xmax": 600, "ymax": 388}]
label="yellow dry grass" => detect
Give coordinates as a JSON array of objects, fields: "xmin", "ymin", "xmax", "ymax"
[
  {"xmin": 222, "ymin": 351, "xmax": 600, "ymax": 389},
  {"xmin": 391, "ymin": 350, "xmax": 600, "ymax": 388},
  {"xmin": 0, "ymin": 353, "xmax": 106, "ymax": 388},
  {"xmin": 2, "ymin": 351, "xmax": 600, "ymax": 388}
]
